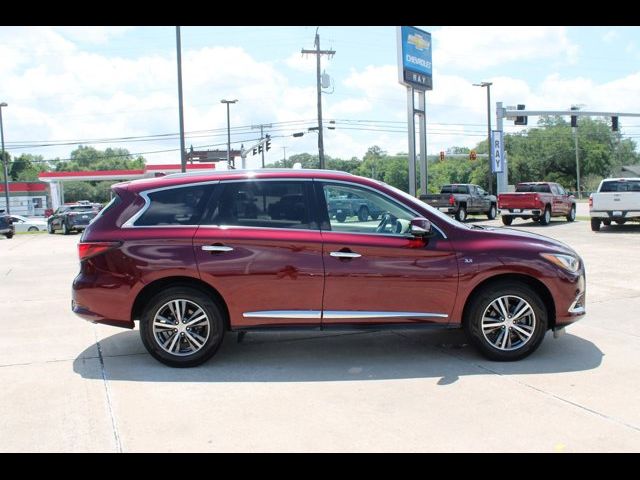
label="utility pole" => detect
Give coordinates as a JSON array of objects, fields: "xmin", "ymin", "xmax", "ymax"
[
  {"xmin": 301, "ymin": 27, "xmax": 335, "ymax": 169},
  {"xmin": 0, "ymin": 103, "xmax": 10, "ymax": 215},
  {"xmin": 571, "ymin": 105, "xmax": 582, "ymax": 199},
  {"xmin": 251, "ymin": 123, "xmax": 273, "ymax": 168},
  {"xmin": 176, "ymin": 27, "xmax": 186, "ymax": 173},
  {"xmin": 282, "ymin": 146, "xmax": 287, "ymax": 168}
]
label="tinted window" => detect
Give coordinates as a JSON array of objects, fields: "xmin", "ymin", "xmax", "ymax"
[
  {"xmin": 135, "ymin": 185, "xmax": 210, "ymax": 226},
  {"xmin": 601, "ymin": 180, "xmax": 640, "ymax": 192},
  {"xmin": 202, "ymin": 180, "xmax": 316, "ymax": 230},
  {"xmin": 516, "ymin": 184, "xmax": 551, "ymax": 193},
  {"xmin": 323, "ymin": 182, "xmax": 415, "ymax": 236}
]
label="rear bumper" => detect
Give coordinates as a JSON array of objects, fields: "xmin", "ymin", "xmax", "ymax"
[
  {"xmin": 590, "ymin": 210, "xmax": 640, "ymax": 220},
  {"xmin": 501, "ymin": 209, "xmax": 541, "ymax": 217},
  {"xmin": 72, "ymin": 273, "xmax": 136, "ymax": 329}
]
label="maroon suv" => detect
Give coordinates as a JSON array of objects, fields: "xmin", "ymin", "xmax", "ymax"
[{"xmin": 72, "ymin": 169, "xmax": 586, "ymax": 367}]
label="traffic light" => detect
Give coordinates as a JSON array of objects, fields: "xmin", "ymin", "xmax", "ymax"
[
  {"xmin": 571, "ymin": 105, "xmax": 578, "ymax": 128},
  {"xmin": 440, "ymin": 151, "xmax": 445, "ymax": 161},
  {"xmin": 252, "ymin": 148, "xmax": 257, "ymax": 156},
  {"xmin": 265, "ymin": 135, "xmax": 271, "ymax": 151},
  {"xmin": 612, "ymin": 116, "xmax": 619, "ymax": 131},
  {"xmin": 514, "ymin": 104, "xmax": 527, "ymax": 125},
  {"xmin": 470, "ymin": 150, "xmax": 477, "ymax": 160},
  {"xmin": 258, "ymin": 145, "xmax": 263, "ymax": 154}
]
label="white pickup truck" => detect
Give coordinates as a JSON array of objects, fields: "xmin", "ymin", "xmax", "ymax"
[{"xmin": 589, "ymin": 177, "xmax": 640, "ymax": 231}]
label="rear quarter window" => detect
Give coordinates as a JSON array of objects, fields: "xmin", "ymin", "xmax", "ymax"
[{"xmin": 135, "ymin": 185, "xmax": 212, "ymax": 226}]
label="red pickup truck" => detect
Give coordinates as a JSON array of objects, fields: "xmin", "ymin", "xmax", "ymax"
[{"xmin": 498, "ymin": 182, "xmax": 576, "ymax": 226}]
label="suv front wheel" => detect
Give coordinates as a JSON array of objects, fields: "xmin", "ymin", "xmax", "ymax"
[
  {"xmin": 464, "ymin": 281, "xmax": 548, "ymax": 361},
  {"xmin": 140, "ymin": 286, "xmax": 226, "ymax": 367}
]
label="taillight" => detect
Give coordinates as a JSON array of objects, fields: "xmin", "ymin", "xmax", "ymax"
[
  {"xmin": 78, "ymin": 242, "xmax": 121, "ymax": 261},
  {"xmin": 589, "ymin": 195, "xmax": 593, "ymax": 208},
  {"xmin": 449, "ymin": 194, "xmax": 455, "ymax": 206}
]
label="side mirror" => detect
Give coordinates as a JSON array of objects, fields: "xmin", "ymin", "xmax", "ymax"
[{"xmin": 410, "ymin": 217, "xmax": 435, "ymax": 238}]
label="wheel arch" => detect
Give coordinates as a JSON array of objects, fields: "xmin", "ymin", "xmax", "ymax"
[
  {"xmin": 131, "ymin": 276, "xmax": 230, "ymax": 330},
  {"xmin": 461, "ymin": 273, "xmax": 556, "ymax": 330}
]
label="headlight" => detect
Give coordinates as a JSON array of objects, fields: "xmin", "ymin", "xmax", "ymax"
[{"xmin": 540, "ymin": 253, "xmax": 580, "ymax": 273}]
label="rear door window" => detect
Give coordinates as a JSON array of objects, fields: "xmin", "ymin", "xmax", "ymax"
[
  {"xmin": 135, "ymin": 184, "xmax": 212, "ymax": 226},
  {"xmin": 201, "ymin": 180, "xmax": 317, "ymax": 230}
]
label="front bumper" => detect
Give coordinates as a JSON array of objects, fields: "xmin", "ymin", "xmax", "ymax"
[{"xmin": 555, "ymin": 272, "xmax": 586, "ymax": 327}]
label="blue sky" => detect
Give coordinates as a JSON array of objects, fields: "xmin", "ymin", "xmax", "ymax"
[{"xmin": 2, "ymin": 26, "xmax": 640, "ymax": 170}]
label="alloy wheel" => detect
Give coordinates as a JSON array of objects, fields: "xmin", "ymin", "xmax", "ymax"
[
  {"xmin": 481, "ymin": 295, "xmax": 536, "ymax": 351},
  {"xmin": 152, "ymin": 299, "xmax": 211, "ymax": 356}
]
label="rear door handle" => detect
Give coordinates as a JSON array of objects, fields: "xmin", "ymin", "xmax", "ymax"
[
  {"xmin": 202, "ymin": 245, "xmax": 234, "ymax": 252},
  {"xmin": 330, "ymin": 251, "xmax": 362, "ymax": 259}
]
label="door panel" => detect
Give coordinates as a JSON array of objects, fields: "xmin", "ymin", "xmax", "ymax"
[
  {"xmin": 193, "ymin": 179, "xmax": 324, "ymax": 328},
  {"xmin": 194, "ymin": 227, "xmax": 324, "ymax": 328},
  {"xmin": 321, "ymin": 232, "xmax": 458, "ymax": 325},
  {"xmin": 318, "ymin": 181, "xmax": 459, "ymax": 326}
]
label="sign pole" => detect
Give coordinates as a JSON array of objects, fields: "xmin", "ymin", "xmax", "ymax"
[{"xmin": 407, "ymin": 87, "xmax": 417, "ymax": 196}]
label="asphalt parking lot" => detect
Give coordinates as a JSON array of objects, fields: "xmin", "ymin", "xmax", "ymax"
[{"xmin": 1, "ymin": 216, "xmax": 639, "ymax": 452}]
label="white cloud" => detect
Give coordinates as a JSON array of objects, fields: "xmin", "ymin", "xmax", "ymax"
[
  {"xmin": 54, "ymin": 26, "xmax": 134, "ymax": 45},
  {"xmin": 603, "ymin": 30, "xmax": 620, "ymax": 43},
  {"xmin": 433, "ymin": 26, "xmax": 579, "ymax": 70}
]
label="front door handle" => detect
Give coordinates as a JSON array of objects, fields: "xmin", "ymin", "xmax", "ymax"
[
  {"xmin": 330, "ymin": 250, "xmax": 362, "ymax": 259},
  {"xmin": 202, "ymin": 245, "xmax": 234, "ymax": 252}
]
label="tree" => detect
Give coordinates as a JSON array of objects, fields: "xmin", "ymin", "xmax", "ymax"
[{"xmin": 9, "ymin": 154, "xmax": 51, "ymax": 181}]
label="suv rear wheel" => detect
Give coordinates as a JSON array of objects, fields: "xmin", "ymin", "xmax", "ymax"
[
  {"xmin": 140, "ymin": 286, "xmax": 225, "ymax": 367},
  {"xmin": 464, "ymin": 281, "xmax": 548, "ymax": 361}
]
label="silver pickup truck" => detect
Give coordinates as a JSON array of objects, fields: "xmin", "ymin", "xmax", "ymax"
[{"xmin": 589, "ymin": 177, "xmax": 640, "ymax": 231}]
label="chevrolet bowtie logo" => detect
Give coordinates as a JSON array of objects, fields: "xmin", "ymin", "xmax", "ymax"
[{"xmin": 408, "ymin": 33, "xmax": 429, "ymax": 51}]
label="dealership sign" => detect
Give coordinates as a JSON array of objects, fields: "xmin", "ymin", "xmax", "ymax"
[
  {"xmin": 491, "ymin": 130, "xmax": 504, "ymax": 173},
  {"xmin": 397, "ymin": 26, "xmax": 432, "ymax": 90}
]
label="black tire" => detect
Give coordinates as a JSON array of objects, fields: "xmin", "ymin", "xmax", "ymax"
[
  {"xmin": 501, "ymin": 216, "xmax": 513, "ymax": 226},
  {"xmin": 539, "ymin": 206, "xmax": 551, "ymax": 225},
  {"xmin": 48, "ymin": 223, "xmax": 55, "ymax": 234},
  {"xmin": 591, "ymin": 218, "xmax": 601, "ymax": 231},
  {"xmin": 62, "ymin": 223, "xmax": 69, "ymax": 235},
  {"xmin": 615, "ymin": 219, "xmax": 627, "ymax": 225},
  {"xmin": 5, "ymin": 232, "xmax": 13, "ymax": 239},
  {"xmin": 487, "ymin": 204, "xmax": 497, "ymax": 220},
  {"xmin": 566, "ymin": 205, "xmax": 576, "ymax": 222},
  {"xmin": 602, "ymin": 219, "xmax": 611, "ymax": 226},
  {"xmin": 455, "ymin": 205, "xmax": 467, "ymax": 222},
  {"xmin": 28, "ymin": 226, "xmax": 38, "ymax": 232},
  {"xmin": 463, "ymin": 280, "xmax": 548, "ymax": 361},
  {"xmin": 335, "ymin": 211, "xmax": 347, "ymax": 223},
  {"xmin": 140, "ymin": 286, "xmax": 226, "ymax": 368},
  {"xmin": 357, "ymin": 205, "xmax": 370, "ymax": 222}
]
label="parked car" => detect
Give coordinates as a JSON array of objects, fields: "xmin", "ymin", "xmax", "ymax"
[
  {"xmin": 498, "ymin": 182, "xmax": 576, "ymax": 226},
  {"xmin": 9, "ymin": 215, "xmax": 47, "ymax": 232},
  {"xmin": 47, "ymin": 204, "xmax": 99, "ymax": 234},
  {"xmin": 420, "ymin": 184, "xmax": 497, "ymax": 222},
  {"xmin": 73, "ymin": 169, "xmax": 586, "ymax": 367},
  {"xmin": 0, "ymin": 210, "xmax": 14, "ymax": 239},
  {"xmin": 327, "ymin": 190, "xmax": 385, "ymax": 222},
  {"xmin": 589, "ymin": 177, "xmax": 640, "ymax": 231}
]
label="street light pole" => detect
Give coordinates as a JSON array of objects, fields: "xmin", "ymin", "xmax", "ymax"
[
  {"xmin": 221, "ymin": 99, "xmax": 238, "ymax": 169},
  {"xmin": 176, "ymin": 27, "xmax": 186, "ymax": 173},
  {"xmin": 0, "ymin": 102, "xmax": 10, "ymax": 215},
  {"xmin": 473, "ymin": 82, "xmax": 493, "ymax": 195},
  {"xmin": 571, "ymin": 104, "xmax": 582, "ymax": 199}
]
